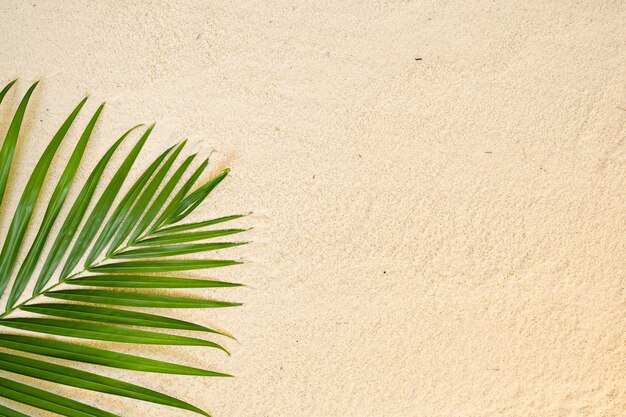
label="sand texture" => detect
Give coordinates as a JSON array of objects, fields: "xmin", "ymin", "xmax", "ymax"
[{"xmin": 0, "ymin": 1, "xmax": 624, "ymax": 416}]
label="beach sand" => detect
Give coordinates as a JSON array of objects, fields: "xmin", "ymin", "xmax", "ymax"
[{"xmin": 0, "ymin": 1, "xmax": 624, "ymax": 416}]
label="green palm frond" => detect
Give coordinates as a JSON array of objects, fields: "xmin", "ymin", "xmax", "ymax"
[{"xmin": 0, "ymin": 80, "xmax": 248, "ymax": 416}]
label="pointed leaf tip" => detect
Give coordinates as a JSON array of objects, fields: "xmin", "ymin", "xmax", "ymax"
[{"xmin": 3, "ymin": 79, "xmax": 18, "ymax": 90}]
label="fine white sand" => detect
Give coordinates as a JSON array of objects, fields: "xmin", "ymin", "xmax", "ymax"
[{"xmin": 0, "ymin": 1, "xmax": 624, "ymax": 416}]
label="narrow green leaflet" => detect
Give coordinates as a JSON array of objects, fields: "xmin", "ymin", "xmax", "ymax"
[
  {"xmin": 0, "ymin": 334, "xmax": 229, "ymax": 376},
  {"xmin": 128, "ymin": 154, "xmax": 196, "ymax": 243},
  {"xmin": 168, "ymin": 168, "xmax": 229, "ymax": 224},
  {"xmin": 33, "ymin": 127, "xmax": 139, "ymax": 295},
  {"xmin": 0, "ymin": 93, "xmax": 86, "ymax": 297},
  {"xmin": 21, "ymin": 303, "xmax": 228, "ymax": 335},
  {"xmin": 135, "ymin": 229, "xmax": 248, "ymax": 246},
  {"xmin": 0, "ymin": 352, "xmax": 208, "ymax": 416},
  {"xmin": 149, "ymin": 158, "xmax": 208, "ymax": 233},
  {"xmin": 149, "ymin": 213, "xmax": 249, "ymax": 236},
  {"xmin": 0, "ymin": 318, "xmax": 227, "ymax": 351},
  {"xmin": 0, "ymin": 81, "xmax": 36, "ymax": 209},
  {"xmin": 85, "ymin": 138, "xmax": 172, "ymax": 266},
  {"xmin": 88, "ymin": 259, "xmax": 241, "ymax": 273},
  {"xmin": 114, "ymin": 242, "xmax": 247, "ymax": 259},
  {"xmin": 60, "ymin": 125, "xmax": 153, "ymax": 279},
  {"xmin": 0, "ymin": 376, "xmax": 117, "ymax": 417},
  {"xmin": 46, "ymin": 289, "xmax": 240, "ymax": 308},
  {"xmin": 66, "ymin": 275, "xmax": 241, "ymax": 288},
  {"xmin": 6, "ymin": 102, "xmax": 102, "ymax": 310},
  {"xmin": 107, "ymin": 141, "xmax": 185, "ymax": 255},
  {"xmin": 68, "ymin": 275, "xmax": 241, "ymax": 288}
]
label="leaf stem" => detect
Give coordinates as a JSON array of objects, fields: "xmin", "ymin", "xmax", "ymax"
[
  {"xmin": 1, "ymin": 220, "xmax": 170, "ymax": 318},
  {"xmin": 0, "ymin": 250, "xmax": 116, "ymax": 318},
  {"xmin": 0, "ymin": 270, "xmax": 83, "ymax": 318}
]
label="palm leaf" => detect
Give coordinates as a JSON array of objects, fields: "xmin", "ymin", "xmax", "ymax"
[{"xmin": 0, "ymin": 80, "xmax": 248, "ymax": 416}]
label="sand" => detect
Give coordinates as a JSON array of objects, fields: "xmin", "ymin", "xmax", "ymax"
[{"xmin": 0, "ymin": 1, "xmax": 624, "ymax": 416}]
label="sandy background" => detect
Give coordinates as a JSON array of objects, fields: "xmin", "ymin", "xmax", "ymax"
[{"xmin": 0, "ymin": 1, "xmax": 624, "ymax": 416}]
